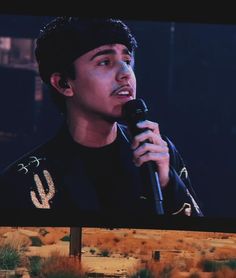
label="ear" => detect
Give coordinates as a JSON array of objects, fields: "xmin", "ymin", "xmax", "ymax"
[{"xmin": 50, "ymin": 73, "xmax": 74, "ymax": 97}]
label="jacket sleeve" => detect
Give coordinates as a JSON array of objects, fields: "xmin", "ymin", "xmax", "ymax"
[{"xmin": 162, "ymin": 136, "xmax": 204, "ymax": 217}]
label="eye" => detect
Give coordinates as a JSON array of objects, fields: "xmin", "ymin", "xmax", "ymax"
[
  {"xmin": 98, "ymin": 59, "xmax": 111, "ymax": 66},
  {"xmin": 124, "ymin": 59, "xmax": 132, "ymax": 65}
]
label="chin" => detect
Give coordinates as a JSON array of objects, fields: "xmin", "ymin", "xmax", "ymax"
[
  {"xmin": 104, "ymin": 114, "xmax": 122, "ymax": 123},
  {"xmin": 102, "ymin": 110, "xmax": 122, "ymax": 123}
]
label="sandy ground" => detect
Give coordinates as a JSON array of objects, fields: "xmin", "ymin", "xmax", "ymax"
[
  {"xmin": 25, "ymin": 240, "xmax": 139, "ymax": 275},
  {"xmin": 25, "ymin": 241, "xmax": 69, "ymax": 257},
  {"xmin": 1, "ymin": 227, "xmax": 236, "ymax": 277}
]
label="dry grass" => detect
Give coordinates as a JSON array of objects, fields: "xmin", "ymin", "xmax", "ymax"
[
  {"xmin": 1, "ymin": 227, "xmax": 236, "ymax": 276},
  {"xmin": 212, "ymin": 267, "xmax": 236, "ymax": 278},
  {"xmin": 41, "ymin": 250, "xmax": 86, "ymax": 276},
  {"xmin": 0, "ymin": 230, "xmax": 31, "ymax": 251},
  {"xmin": 82, "ymin": 228, "xmax": 236, "ymax": 276}
]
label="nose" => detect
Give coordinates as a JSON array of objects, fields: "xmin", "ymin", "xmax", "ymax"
[{"xmin": 116, "ymin": 61, "xmax": 132, "ymax": 81}]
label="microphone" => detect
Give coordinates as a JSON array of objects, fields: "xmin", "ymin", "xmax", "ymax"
[{"xmin": 122, "ymin": 98, "xmax": 164, "ymax": 215}]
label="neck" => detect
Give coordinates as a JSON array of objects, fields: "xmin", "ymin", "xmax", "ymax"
[{"xmin": 66, "ymin": 112, "xmax": 118, "ymax": 148}]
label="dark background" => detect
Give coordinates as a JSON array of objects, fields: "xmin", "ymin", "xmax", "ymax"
[{"xmin": 1, "ymin": 15, "xmax": 236, "ymax": 220}]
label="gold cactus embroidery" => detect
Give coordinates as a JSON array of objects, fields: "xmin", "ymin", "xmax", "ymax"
[{"xmin": 31, "ymin": 170, "xmax": 55, "ymax": 209}]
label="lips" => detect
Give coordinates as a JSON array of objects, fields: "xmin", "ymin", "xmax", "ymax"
[{"xmin": 112, "ymin": 85, "xmax": 134, "ymax": 98}]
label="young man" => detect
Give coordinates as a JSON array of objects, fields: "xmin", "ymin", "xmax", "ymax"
[{"xmin": 0, "ymin": 17, "xmax": 203, "ymax": 221}]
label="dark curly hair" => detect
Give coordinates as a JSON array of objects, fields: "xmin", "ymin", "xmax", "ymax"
[{"xmin": 35, "ymin": 17, "xmax": 138, "ymax": 113}]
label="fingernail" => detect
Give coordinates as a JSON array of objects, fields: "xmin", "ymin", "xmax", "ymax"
[
  {"xmin": 131, "ymin": 143, "xmax": 136, "ymax": 150},
  {"xmin": 133, "ymin": 158, "xmax": 140, "ymax": 167},
  {"xmin": 137, "ymin": 121, "xmax": 145, "ymax": 127}
]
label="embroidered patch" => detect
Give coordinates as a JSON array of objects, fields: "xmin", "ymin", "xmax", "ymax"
[
  {"xmin": 30, "ymin": 170, "xmax": 55, "ymax": 209},
  {"xmin": 186, "ymin": 189, "xmax": 202, "ymax": 215},
  {"xmin": 17, "ymin": 156, "xmax": 46, "ymax": 174},
  {"xmin": 172, "ymin": 203, "xmax": 192, "ymax": 216},
  {"xmin": 179, "ymin": 167, "xmax": 188, "ymax": 179}
]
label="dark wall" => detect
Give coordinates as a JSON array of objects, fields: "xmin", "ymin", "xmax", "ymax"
[
  {"xmin": 167, "ymin": 23, "xmax": 236, "ymax": 218},
  {"xmin": 1, "ymin": 15, "xmax": 236, "ymax": 218},
  {"xmin": 0, "ymin": 15, "xmax": 54, "ymax": 38},
  {"xmin": 125, "ymin": 20, "xmax": 236, "ymax": 218},
  {"xmin": 0, "ymin": 67, "xmax": 35, "ymax": 133}
]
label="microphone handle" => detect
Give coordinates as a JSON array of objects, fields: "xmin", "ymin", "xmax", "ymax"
[
  {"xmin": 140, "ymin": 156, "xmax": 164, "ymax": 215},
  {"xmin": 122, "ymin": 98, "xmax": 164, "ymax": 215},
  {"xmin": 129, "ymin": 125, "xmax": 165, "ymax": 215}
]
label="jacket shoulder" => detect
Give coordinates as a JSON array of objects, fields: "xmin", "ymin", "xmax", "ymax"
[{"xmin": 0, "ymin": 124, "xmax": 67, "ymax": 177}]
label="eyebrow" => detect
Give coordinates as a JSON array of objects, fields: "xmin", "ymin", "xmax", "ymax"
[{"xmin": 90, "ymin": 48, "xmax": 132, "ymax": 61}]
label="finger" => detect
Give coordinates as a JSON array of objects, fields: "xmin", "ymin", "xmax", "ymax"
[
  {"xmin": 136, "ymin": 120, "xmax": 160, "ymax": 134},
  {"xmin": 133, "ymin": 143, "xmax": 169, "ymax": 158},
  {"xmin": 133, "ymin": 152, "xmax": 170, "ymax": 167},
  {"xmin": 131, "ymin": 131, "xmax": 167, "ymax": 149}
]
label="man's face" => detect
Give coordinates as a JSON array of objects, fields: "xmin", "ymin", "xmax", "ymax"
[{"xmin": 68, "ymin": 43, "xmax": 136, "ymax": 121}]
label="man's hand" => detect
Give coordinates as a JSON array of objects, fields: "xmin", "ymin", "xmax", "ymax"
[{"xmin": 131, "ymin": 120, "xmax": 170, "ymax": 188}]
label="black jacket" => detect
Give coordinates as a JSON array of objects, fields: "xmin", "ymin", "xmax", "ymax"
[{"xmin": 0, "ymin": 124, "xmax": 203, "ymax": 220}]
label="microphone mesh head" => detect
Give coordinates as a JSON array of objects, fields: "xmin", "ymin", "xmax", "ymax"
[
  {"xmin": 122, "ymin": 98, "xmax": 149, "ymax": 137},
  {"xmin": 122, "ymin": 98, "xmax": 148, "ymax": 122}
]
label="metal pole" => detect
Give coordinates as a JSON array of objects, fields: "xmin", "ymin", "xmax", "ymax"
[{"xmin": 69, "ymin": 227, "xmax": 82, "ymax": 262}]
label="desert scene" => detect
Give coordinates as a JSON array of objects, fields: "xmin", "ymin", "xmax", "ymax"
[{"xmin": 0, "ymin": 226, "xmax": 236, "ymax": 277}]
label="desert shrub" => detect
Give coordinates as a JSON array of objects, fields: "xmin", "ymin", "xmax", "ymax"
[
  {"xmin": 123, "ymin": 252, "xmax": 129, "ymax": 258},
  {"xmin": 202, "ymin": 260, "xmax": 221, "ymax": 272},
  {"xmin": 41, "ymin": 253, "xmax": 86, "ymax": 278},
  {"xmin": 159, "ymin": 265, "xmax": 173, "ymax": 278},
  {"xmin": 129, "ymin": 268, "xmax": 154, "ymax": 278},
  {"xmin": 201, "ymin": 259, "xmax": 236, "ymax": 272},
  {"xmin": 226, "ymin": 259, "xmax": 236, "ymax": 269},
  {"xmin": 212, "ymin": 266, "xmax": 236, "ymax": 278},
  {"xmin": 209, "ymin": 246, "xmax": 216, "ymax": 253},
  {"xmin": 201, "ymin": 250, "xmax": 206, "ymax": 256},
  {"xmin": 30, "ymin": 236, "xmax": 43, "ymax": 247},
  {"xmin": 113, "ymin": 237, "xmax": 120, "ymax": 243},
  {"xmin": 29, "ymin": 256, "xmax": 42, "ymax": 277},
  {"xmin": 39, "ymin": 228, "xmax": 49, "ymax": 237},
  {"xmin": 0, "ymin": 244, "xmax": 21, "ymax": 270},
  {"xmin": 41, "ymin": 233, "xmax": 57, "ymax": 245},
  {"xmin": 132, "ymin": 261, "xmax": 174, "ymax": 278},
  {"xmin": 100, "ymin": 249, "xmax": 110, "ymax": 257},
  {"xmin": 60, "ymin": 235, "xmax": 70, "ymax": 242},
  {"xmin": 89, "ymin": 248, "xmax": 96, "ymax": 255},
  {"xmin": 19, "ymin": 253, "xmax": 30, "ymax": 269}
]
